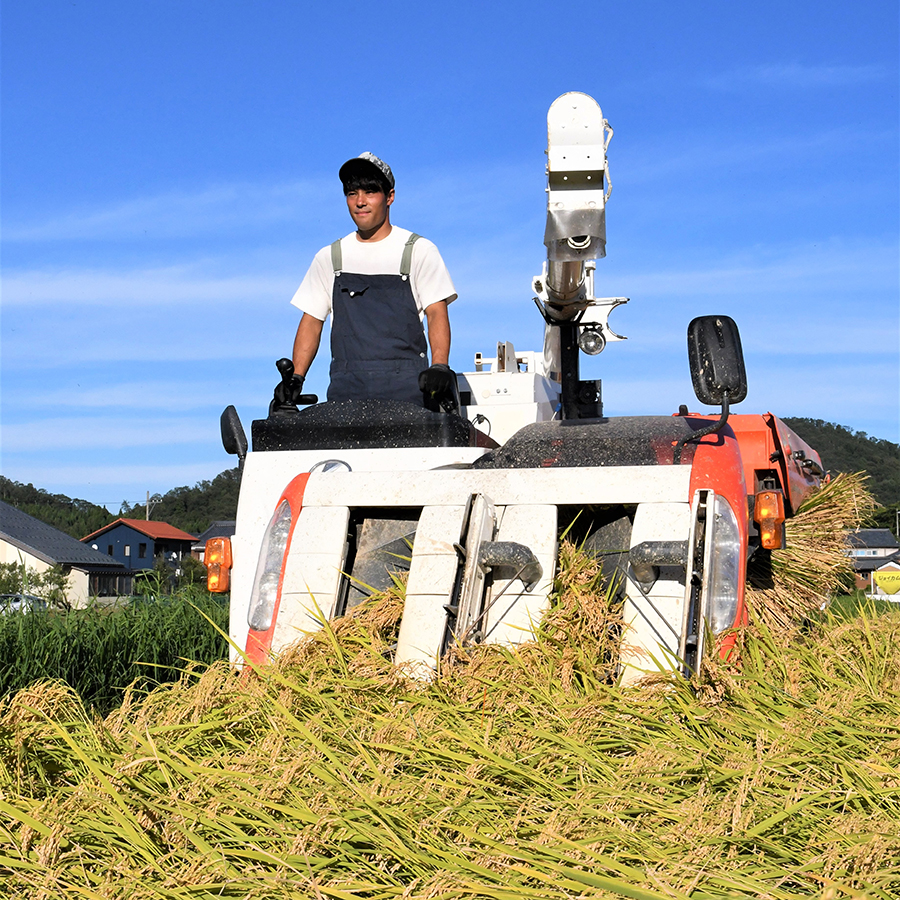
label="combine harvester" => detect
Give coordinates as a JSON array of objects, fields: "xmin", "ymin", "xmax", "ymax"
[{"xmin": 207, "ymin": 93, "xmax": 825, "ymax": 683}]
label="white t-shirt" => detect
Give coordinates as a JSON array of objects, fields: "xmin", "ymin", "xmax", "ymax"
[{"xmin": 290, "ymin": 227, "xmax": 457, "ymax": 322}]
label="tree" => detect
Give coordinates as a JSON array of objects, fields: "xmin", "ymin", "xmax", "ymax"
[
  {"xmin": 0, "ymin": 476, "xmax": 113, "ymax": 539},
  {"xmin": 119, "ymin": 469, "xmax": 241, "ymax": 534},
  {"xmin": 782, "ymin": 418, "xmax": 899, "ymax": 507}
]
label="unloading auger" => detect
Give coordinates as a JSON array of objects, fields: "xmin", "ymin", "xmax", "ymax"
[{"xmin": 532, "ymin": 92, "xmax": 628, "ymax": 421}]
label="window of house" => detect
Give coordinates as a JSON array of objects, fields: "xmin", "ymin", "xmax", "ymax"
[
  {"xmin": 124, "ymin": 545, "xmax": 131, "ymax": 557},
  {"xmin": 139, "ymin": 543, "xmax": 147, "ymax": 559},
  {"xmin": 107, "ymin": 545, "xmax": 113, "ymax": 556}
]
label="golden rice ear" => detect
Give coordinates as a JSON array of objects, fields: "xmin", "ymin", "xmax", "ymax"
[{"xmin": 747, "ymin": 471, "xmax": 876, "ymax": 631}]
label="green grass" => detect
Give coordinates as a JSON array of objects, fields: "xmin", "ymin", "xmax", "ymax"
[
  {"xmin": 0, "ymin": 550, "xmax": 898, "ymax": 898},
  {"xmin": 827, "ymin": 590, "xmax": 899, "ymax": 621},
  {"xmin": 0, "ymin": 589, "xmax": 228, "ymax": 714}
]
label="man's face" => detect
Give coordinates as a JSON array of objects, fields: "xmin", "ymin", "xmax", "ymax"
[{"xmin": 345, "ymin": 186, "xmax": 394, "ymax": 232}]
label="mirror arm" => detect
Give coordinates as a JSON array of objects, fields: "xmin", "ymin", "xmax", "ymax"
[{"xmin": 673, "ymin": 392, "xmax": 730, "ymax": 465}]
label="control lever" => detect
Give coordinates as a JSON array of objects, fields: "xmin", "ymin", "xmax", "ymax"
[{"xmin": 269, "ymin": 358, "xmax": 318, "ymax": 414}]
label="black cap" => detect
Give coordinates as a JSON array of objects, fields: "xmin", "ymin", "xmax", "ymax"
[{"xmin": 338, "ymin": 152, "xmax": 395, "ymax": 191}]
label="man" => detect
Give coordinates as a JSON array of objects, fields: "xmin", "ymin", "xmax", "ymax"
[{"xmin": 289, "ymin": 152, "xmax": 457, "ymax": 406}]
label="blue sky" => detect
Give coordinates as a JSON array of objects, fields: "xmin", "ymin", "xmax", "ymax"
[{"xmin": 2, "ymin": 1, "xmax": 898, "ymax": 513}]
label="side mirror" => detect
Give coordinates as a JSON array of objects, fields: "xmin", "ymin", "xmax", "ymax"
[
  {"xmin": 687, "ymin": 315, "xmax": 747, "ymax": 406},
  {"xmin": 221, "ymin": 405, "xmax": 248, "ymax": 462}
]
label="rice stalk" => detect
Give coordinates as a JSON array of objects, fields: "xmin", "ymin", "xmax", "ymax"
[
  {"xmin": 1, "ymin": 546, "xmax": 899, "ymax": 897},
  {"xmin": 747, "ymin": 472, "xmax": 876, "ymax": 630},
  {"xmin": 0, "ymin": 591, "xmax": 229, "ymax": 714}
]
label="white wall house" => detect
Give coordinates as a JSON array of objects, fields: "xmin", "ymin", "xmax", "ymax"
[
  {"xmin": 0, "ymin": 500, "xmax": 128, "ymax": 607},
  {"xmin": 847, "ymin": 529, "xmax": 900, "ymax": 597}
]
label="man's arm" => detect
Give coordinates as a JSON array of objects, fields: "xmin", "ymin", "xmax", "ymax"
[
  {"xmin": 292, "ymin": 313, "xmax": 325, "ymax": 376},
  {"xmin": 424, "ymin": 300, "xmax": 451, "ymax": 366}
]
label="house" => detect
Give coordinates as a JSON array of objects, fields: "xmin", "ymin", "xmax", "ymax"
[
  {"xmin": 81, "ymin": 519, "xmax": 196, "ymax": 572},
  {"xmin": 846, "ymin": 529, "xmax": 900, "ymax": 593},
  {"xmin": 191, "ymin": 521, "xmax": 236, "ymax": 561},
  {"xmin": 0, "ymin": 499, "xmax": 129, "ymax": 605}
]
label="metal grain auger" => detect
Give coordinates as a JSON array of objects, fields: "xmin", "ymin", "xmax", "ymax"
[{"xmin": 207, "ymin": 92, "xmax": 825, "ymax": 683}]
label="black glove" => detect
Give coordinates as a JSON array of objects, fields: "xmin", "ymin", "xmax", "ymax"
[
  {"xmin": 288, "ymin": 373, "xmax": 305, "ymax": 404},
  {"xmin": 419, "ymin": 363, "xmax": 460, "ymax": 414}
]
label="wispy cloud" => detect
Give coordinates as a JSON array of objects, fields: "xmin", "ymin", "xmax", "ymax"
[
  {"xmin": 619, "ymin": 125, "xmax": 894, "ymax": 186},
  {"xmin": 1, "ymin": 165, "xmax": 533, "ymax": 246},
  {"xmin": 2, "ymin": 179, "xmax": 335, "ymax": 243},
  {"xmin": 2, "ymin": 381, "xmax": 266, "ymax": 412},
  {"xmin": 3, "ymin": 236, "xmax": 893, "ymax": 372},
  {"xmin": 1, "ymin": 417, "xmax": 213, "ymax": 451},
  {"xmin": 1, "ymin": 262, "xmax": 291, "ymax": 307},
  {"xmin": 748, "ymin": 359, "xmax": 900, "ymax": 443},
  {"xmin": 602, "ymin": 361, "xmax": 900, "ymax": 444},
  {"xmin": 706, "ymin": 63, "xmax": 888, "ymax": 91},
  {"xmin": 612, "ymin": 240, "xmax": 898, "ymax": 300},
  {"xmin": 455, "ymin": 237, "xmax": 899, "ymax": 310}
]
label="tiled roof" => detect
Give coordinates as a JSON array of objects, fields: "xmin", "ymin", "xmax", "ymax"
[
  {"xmin": 192, "ymin": 521, "xmax": 237, "ymax": 547},
  {"xmin": 851, "ymin": 551, "xmax": 900, "ymax": 573},
  {"xmin": 847, "ymin": 529, "xmax": 900, "ymax": 550},
  {"xmin": 82, "ymin": 518, "xmax": 197, "ymax": 543},
  {"xmin": 0, "ymin": 500, "xmax": 123, "ymax": 570}
]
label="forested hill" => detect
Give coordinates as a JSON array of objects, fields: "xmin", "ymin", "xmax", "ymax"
[
  {"xmin": 1, "ymin": 468, "xmax": 241, "ymax": 539},
  {"xmin": 783, "ymin": 418, "xmax": 899, "ymax": 507},
  {"xmin": 119, "ymin": 468, "xmax": 242, "ymax": 535},
  {"xmin": 0, "ymin": 477, "xmax": 114, "ymax": 539}
]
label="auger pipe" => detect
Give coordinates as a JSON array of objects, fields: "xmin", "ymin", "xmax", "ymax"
[
  {"xmin": 535, "ymin": 93, "xmax": 611, "ymax": 321},
  {"xmin": 546, "ymin": 258, "xmax": 586, "ymax": 307},
  {"xmin": 531, "ymin": 93, "xmax": 623, "ymax": 418}
]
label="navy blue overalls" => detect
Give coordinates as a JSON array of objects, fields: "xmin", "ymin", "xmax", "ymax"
[{"xmin": 327, "ymin": 232, "xmax": 428, "ymax": 405}]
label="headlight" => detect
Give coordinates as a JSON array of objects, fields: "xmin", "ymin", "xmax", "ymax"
[
  {"xmin": 578, "ymin": 326, "xmax": 606, "ymax": 355},
  {"xmin": 248, "ymin": 499, "xmax": 293, "ymax": 632},
  {"xmin": 706, "ymin": 494, "xmax": 742, "ymax": 634}
]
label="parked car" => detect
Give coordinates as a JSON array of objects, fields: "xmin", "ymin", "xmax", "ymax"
[{"xmin": 0, "ymin": 593, "xmax": 48, "ymax": 615}]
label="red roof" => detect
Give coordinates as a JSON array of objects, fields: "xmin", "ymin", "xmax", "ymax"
[{"xmin": 82, "ymin": 518, "xmax": 196, "ymax": 542}]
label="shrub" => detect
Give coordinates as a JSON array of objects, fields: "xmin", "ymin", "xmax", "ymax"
[{"xmin": 0, "ymin": 562, "xmax": 71, "ymax": 610}]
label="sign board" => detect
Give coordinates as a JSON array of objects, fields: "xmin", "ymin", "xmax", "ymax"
[{"xmin": 873, "ymin": 570, "xmax": 900, "ymax": 595}]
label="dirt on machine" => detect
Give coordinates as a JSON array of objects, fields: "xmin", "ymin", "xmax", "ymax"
[{"xmin": 205, "ymin": 92, "xmax": 825, "ymax": 685}]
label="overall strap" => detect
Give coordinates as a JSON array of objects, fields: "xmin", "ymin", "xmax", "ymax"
[
  {"xmin": 400, "ymin": 233, "xmax": 421, "ymax": 277},
  {"xmin": 332, "ymin": 233, "xmax": 420, "ymax": 276}
]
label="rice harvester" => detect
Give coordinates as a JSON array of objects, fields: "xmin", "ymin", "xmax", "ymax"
[{"xmin": 207, "ymin": 92, "xmax": 825, "ymax": 684}]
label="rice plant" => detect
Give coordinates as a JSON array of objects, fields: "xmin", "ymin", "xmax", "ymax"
[
  {"xmin": 0, "ymin": 589, "xmax": 229, "ymax": 713},
  {"xmin": 747, "ymin": 472, "xmax": 876, "ymax": 630},
  {"xmin": 0, "ymin": 543, "xmax": 898, "ymax": 899}
]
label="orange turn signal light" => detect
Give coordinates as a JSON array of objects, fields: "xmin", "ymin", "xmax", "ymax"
[
  {"xmin": 205, "ymin": 537, "xmax": 233, "ymax": 593},
  {"xmin": 754, "ymin": 490, "xmax": 785, "ymax": 550}
]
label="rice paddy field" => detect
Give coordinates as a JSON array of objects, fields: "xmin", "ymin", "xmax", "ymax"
[
  {"xmin": 0, "ymin": 590, "xmax": 229, "ymax": 714},
  {"xmin": 1, "ymin": 476, "xmax": 899, "ymax": 899}
]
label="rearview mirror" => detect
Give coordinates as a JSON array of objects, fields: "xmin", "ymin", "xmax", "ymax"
[
  {"xmin": 687, "ymin": 315, "xmax": 748, "ymax": 406},
  {"xmin": 221, "ymin": 405, "xmax": 248, "ymax": 461}
]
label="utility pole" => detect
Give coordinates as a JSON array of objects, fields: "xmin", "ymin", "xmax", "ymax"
[{"xmin": 145, "ymin": 492, "xmax": 161, "ymax": 520}]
